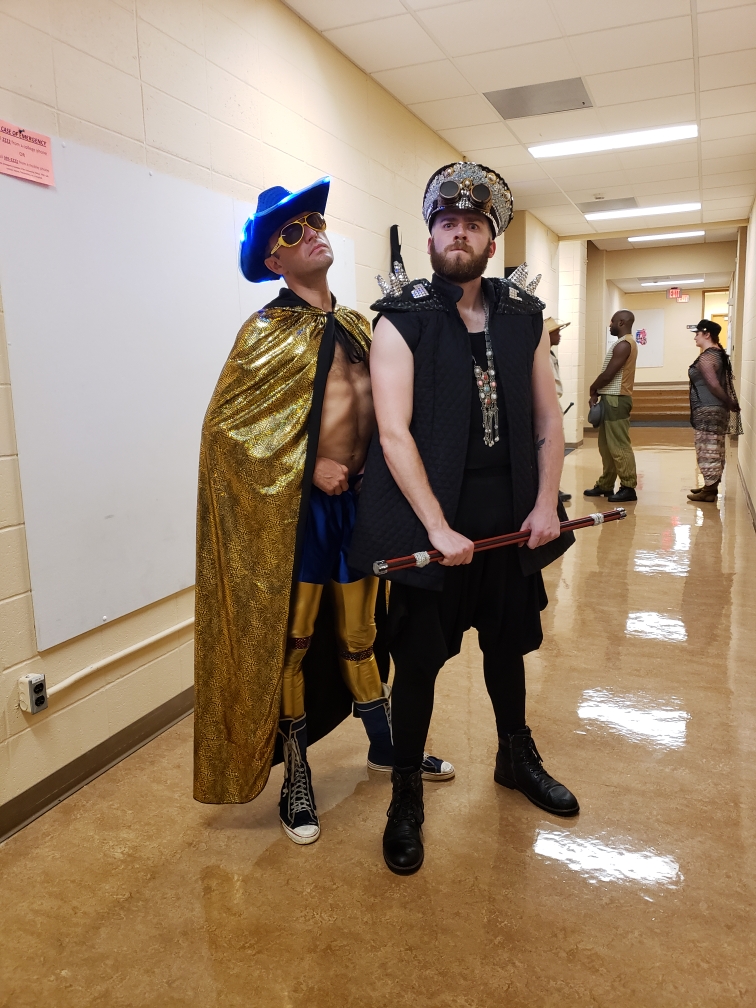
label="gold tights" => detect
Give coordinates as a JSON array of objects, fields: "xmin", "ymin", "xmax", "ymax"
[{"xmin": 280, "ymin": 577, "xmax": 382, "ymax": 719}]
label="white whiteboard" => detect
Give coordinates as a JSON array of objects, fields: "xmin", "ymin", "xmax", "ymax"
[
  {"xmin": 0, "ymin": 138, "xmax": 356, "ymax": 649},
  {"xmin": 632, "ymin": 310, "xmax": 665, "ymax": 368}
]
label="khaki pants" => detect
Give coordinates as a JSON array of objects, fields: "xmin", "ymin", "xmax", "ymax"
[{"xmin": 596, "ymin": 394, "xmax": 637, "ymax": 491}]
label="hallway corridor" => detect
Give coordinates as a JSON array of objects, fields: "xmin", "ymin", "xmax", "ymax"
[{"xmin": 1, "ymin": 431, "xmax": 754, "ymax": 1008}]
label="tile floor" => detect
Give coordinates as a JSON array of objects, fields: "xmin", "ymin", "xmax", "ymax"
[{"xmin": 2, "ymin": 429, "xmax": 755, "ymax": 1007}]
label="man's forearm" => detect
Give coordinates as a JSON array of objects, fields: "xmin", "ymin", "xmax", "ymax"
[
  {"xmin": 535, "ymin": 411, "xmax": 564, "ymax": 506},
  {"xmin": 380, "ymin": 430, "xmax": 448, "ymax": 534}
]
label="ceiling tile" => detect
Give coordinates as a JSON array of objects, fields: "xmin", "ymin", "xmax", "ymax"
[
  {"xmin": 407, "ymin": 94, "xmax": 500, "ymax": 131},
  {"xmin": 703, "ymin": 208, "xmax": 752, "ymax": 222},
  {"xmin": 539, "ymin": 152, "xmax": 627, "ymax": 178},
  {"xmin": 702, "ymin": 154, "xmax": 756, "ymax": 176},
  {"xmin": 700, "ymin": 135, "xmax": 756, "ymax": 159},
  {"xmin": 283, "ymin": 0, "xmax": 405, "ymax": 31},
  {"xmin": 702, "ymin": 196, "xmax": 755, "ymax": 211},
  {"xmin": 629, "ymin": 179, "xmax": 701, "ymax": 199},
  {"xmin": 514, "ymin": 193, "xmax": 574, "ymax": 210},
  {"xmin": 454, "ymin": 39, "xmax": 579, "ymax": 92},
  {"xmin": 548, "ymin": 169, "xmax": 629, "ymax": 191},
  {"xmin": 618, "ymin": 161, "xmax": 699, "ymax": 184},
  {"xmin": 593, "ymin": 94, "xmax": 696, "ymax": 134},
  {"xmin": 697, "ymin": 0, "xmax": 755, "ymax": 9},
  {"xmin": 552, "ymin": 0, "xmax": 690, "ymax": 34},
  {"xmin": 404, "ymin": 0, "xmax": 468, "ymax": 8},
  {"xmin": 617, "ymin": 141, "xmax": 698, "ymax": 168},
  {"xmin": 373, "ymin": 60, "xmax": 474, "ymax": 105},
  {"xmin": 702, "ymin": 184, "xmax": 756, "ymax": 201},
  {"xmin": 495, "ymin": 161, "xmax": 552, "ymax": 183},
  {"xmin": 704, "ymin": 169, "xmax": 756, "ymax": 188},
  {"xmin": 414, "ymin": 0, "xmax": 561, "ymax": 57},
  {"xmin": 567, "ymin": 18, "xmax": 693, "ymax": 76},
  {"xmin": 697, "ymin": 5, "xmax": 756, "ymax": 56},
  {"xmin": 509, "ymin": 178, "xmax": 563, "ymax": 196},
  {"xmin": 504, "ymin": 108, "xmax": 604, "ymax": 145},
  {"xmin": 699, "ymin": 50, "xmax": 756, "ymax": 90},
  {"xmin": 324, "ymin": 15, "xmax": 443, "ymax": 73},
  {"xmin": 700, "ymin": 111, "xmax": 756, "ymax": 142},
  {"xmin": 463, "ymin": 144, "xmax": 537, "ymax": 168},
  {"xmin": 585, "ymin": 60, "xmax": 694, "ymax": 106},
  {"xmin": 438, "ymin": 122, "xmax": 520, "ymax": 151},
  {"xmin": 700, "ymin": 84, "xmax": 756, "ymax": 120}
]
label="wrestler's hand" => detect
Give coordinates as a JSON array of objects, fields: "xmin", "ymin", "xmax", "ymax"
[
  {"xmin": 313, "ymin": 457, "xmax": 349, "ymax": 495},
  {"xmin": 519, "ymin": 502, "xmax": 561, "ymax": 549},
  {"xmin": 428, "ymin": 526, "xmax": 474, "ymax": 566}
]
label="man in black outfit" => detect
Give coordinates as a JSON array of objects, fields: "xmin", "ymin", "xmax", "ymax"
[{"xmin": 349, "ymin": 162, "xmax": 579, "ymax": 875}]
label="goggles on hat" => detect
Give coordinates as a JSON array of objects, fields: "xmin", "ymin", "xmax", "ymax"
[
  {"xmin": 268, "ymin": 212, "xmax": 327, "ymax": 256},
  {"xmin": 437, "ymin": 178, "xmax": 493, "ymax": 211}
]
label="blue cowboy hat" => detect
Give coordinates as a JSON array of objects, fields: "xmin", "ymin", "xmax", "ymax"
[{"xmin": 239, "ymin": 176, "xmax": 331, "ymax": 283}]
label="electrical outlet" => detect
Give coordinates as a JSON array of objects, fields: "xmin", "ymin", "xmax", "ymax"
[{"xmin": 18, "ymin": 673, "xmax": 48, "ymax": 714}]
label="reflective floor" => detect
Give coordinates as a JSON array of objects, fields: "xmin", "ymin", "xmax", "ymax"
[{"xmin": 2, "ymin": 429, "xmax": 756, "ymax": 1007}]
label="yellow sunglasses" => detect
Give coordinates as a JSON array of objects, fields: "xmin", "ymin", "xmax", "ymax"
[{"xmin": 269, "ymin": 212, "xmax": 327, "ymax": 256}]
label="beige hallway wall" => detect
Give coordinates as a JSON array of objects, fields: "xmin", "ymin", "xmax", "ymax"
[
  {"xmin": 623, "ymin": 290, "xmax": 705, "ymax": 385},
  {"xmin": 739, "ymin": 199, "xmax": 756, "ymax": 510},
  {"xmin": 0, "ymin": 0, "xmax": 461, "ymax": 807}
]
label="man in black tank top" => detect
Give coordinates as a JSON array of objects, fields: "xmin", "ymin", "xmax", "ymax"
[{"xmin": 350, "ymin": 162, "xmax": 579, "ymax": 875}]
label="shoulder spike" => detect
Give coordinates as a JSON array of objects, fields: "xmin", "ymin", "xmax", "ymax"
[
  {"xmin": 392, "ymin": 261, "xmax": 410, "ymax": 285},
  {"xmin": 375, "ymin": 274, "xmax": 393, "ymax": 297},
  {"xmin": 508, "ymin": 262, "xmax": 529, "ymax": 288},
  {"xmin": 525, "ymin": 274, "xmax": 542, "ymax": 294}
]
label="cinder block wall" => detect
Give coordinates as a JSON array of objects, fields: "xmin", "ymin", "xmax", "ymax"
[{"xmin": 0, "ymin": 0, "xmax": 462, "ymax": 807}]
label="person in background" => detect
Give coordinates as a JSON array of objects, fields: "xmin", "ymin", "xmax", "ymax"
[
  {"xmin": 546, "ymin": 317, "xmax": 571, "ymax": 503},
  {"xmin": 687, "ymin": 319, "xmax": 741, "ymax": 504},
  {"xmin": 584, "ymin": 310, "xmax": 638, "ymax": 503}
]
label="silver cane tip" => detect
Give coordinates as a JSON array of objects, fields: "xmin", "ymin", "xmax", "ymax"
[
  {"xmin": 373, "ymin": 561, "xmax": 389, "ymax": 575},
  {"xmin": 617, "ymin": 507, "xmax": 627, "ymax": 518}
]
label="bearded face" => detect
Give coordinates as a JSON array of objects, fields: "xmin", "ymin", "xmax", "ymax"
[{"xmin": 428, "ymin": 211, "xmax": 494, "ymax": 283}]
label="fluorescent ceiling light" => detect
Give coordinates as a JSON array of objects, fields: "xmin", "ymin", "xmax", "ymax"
[
  {"xmin": 585, "ymin": 203, "xmax": 701, "ymax": 221},
  {"xmin": 640, "ymin": 278, "xmax": 704, "ymax": 286},
  {"xmin": 629, "ymin": 231, "xmax": 705, "ymax": 242},
  {"xmin": 528, "ymin": 124, "xmax": 697, "ymax": 159}
]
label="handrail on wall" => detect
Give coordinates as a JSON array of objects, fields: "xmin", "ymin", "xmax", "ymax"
[{"xmin": 46, "ymin": 618, "xmax": 195, "ymax": 698}]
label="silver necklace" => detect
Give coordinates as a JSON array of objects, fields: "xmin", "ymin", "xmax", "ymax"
[{"xmin": 472, "ymin": 302, "xmax": 499, "ymax": 447}]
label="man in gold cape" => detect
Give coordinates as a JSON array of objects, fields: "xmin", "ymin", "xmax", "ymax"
[{"xmin": 194, "ymin": 177, "xmax": 454, "ymax": 845}]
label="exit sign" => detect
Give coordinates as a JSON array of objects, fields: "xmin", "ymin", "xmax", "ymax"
[
  {"xmin": 677, "ymin": 294, "xmax": 690, "ymax": 302},
  {"xmin": 668, "ymin": 287, "xmax": 681, "ymax": 298}
]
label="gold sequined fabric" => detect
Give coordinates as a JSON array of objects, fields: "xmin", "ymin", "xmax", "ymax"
[{"xmin": 193, "ymin": 303, "xmax": 370, "ymax": 804}]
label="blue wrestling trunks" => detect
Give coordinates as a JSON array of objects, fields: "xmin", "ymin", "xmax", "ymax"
[{"xmin": 297, "ymin": 475, "xmax": 364, "ymax": 584}]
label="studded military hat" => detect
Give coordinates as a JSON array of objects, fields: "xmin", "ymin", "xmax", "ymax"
[{"xmin": 423, "ymin": 162, "xmax": 514, "ymax": 237}]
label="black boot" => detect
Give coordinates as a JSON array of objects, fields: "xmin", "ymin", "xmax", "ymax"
[
  {"xmin": 279, "ymin": 715, "xmax": 320, "ymax": 844},
  {"xmin": 608, "ymin": 485, "xmax": 637, "ymax": 502},
  {"xmin": 383, "ymin": 769, "xmax": 424, "ymax": 875},
  {"xmin": 494, "ymin": 727, "xmax": 579, "ymax": 816}
]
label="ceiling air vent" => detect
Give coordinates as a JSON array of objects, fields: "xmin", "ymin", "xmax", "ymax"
[
  {"xmin": 576, "ymin": 197, "xmax": 638, "ymax": 214},
  {"xmin": 484, "ymin": 78, "xmax": 593, "ymax": 120}
]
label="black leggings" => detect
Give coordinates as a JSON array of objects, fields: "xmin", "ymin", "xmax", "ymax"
[
  {"xmin": 388, "ymin": 467, "xmax": 541, "ymax": 771},
  {"xmin": 391, "ymin": 639, "xmax": 526, "ymax": 770}
]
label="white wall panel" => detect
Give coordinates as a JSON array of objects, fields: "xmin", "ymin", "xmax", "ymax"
[{"xmin": 0, "ymin": 138, "xmax": 355, "ymax": 649}]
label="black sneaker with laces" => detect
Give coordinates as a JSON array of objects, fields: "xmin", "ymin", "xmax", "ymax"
[
  {"xmin": 494, "ymin": 727, "xmax": 579, "ymax": 816},
  {"xmin": 279, "ymin": 715, "xmax": 320, "ymax": 844},
  {"xmin": 383, "ymin": 768, "xmax": 424, "ymax": 874}
]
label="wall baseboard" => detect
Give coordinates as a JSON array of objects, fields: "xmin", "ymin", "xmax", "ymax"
[{"xmin": 0, "ymin": 686, "xmax": 194, "ymax": 845}]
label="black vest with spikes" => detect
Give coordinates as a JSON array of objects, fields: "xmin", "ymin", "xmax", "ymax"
[{"xmin": 348, "ymin": 273, "xmax": 574, "ymax": 590}]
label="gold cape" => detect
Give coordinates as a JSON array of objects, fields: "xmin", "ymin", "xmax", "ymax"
[{"xmin": 194, "ymin": 300, "xmax": 371, "ymax": 804}]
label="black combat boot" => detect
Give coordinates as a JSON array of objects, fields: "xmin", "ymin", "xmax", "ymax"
[
  {"xmin": 494, "ymin": 727, "xmax": 579, "ymax": 816},
  {"xmin": 382, "ymin": 768, "xmax": 424, "ymax": 875}
]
